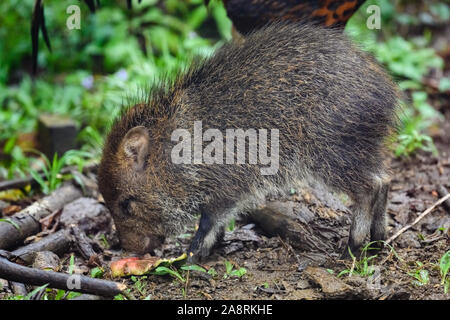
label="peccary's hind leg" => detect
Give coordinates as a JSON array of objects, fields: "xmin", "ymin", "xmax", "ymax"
[
  {"xmin": 343, "ymin": 193, "xmax": 374, "ymax": 258},
  {"xmin": 343, "ymin": 175, "xmax": 389, "ymax": 258},
  {"xmin": 370, "ymin": 176, "xmax": 390, "ymax": 245},
  {"xmin": 188, "ymin": 205, "xmax": 226, "ymax": 263}
]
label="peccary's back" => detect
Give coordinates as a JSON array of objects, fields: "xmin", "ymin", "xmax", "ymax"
[{"xmin": 175, "ymin": 22, "xmax": 399, "ymax": 196}]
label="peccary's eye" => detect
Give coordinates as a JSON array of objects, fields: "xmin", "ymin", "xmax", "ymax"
[{"xmin": 119, "ymin": 199, "xmax": 132, "ymax": 216}]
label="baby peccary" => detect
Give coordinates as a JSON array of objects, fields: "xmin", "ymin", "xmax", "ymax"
[{"xmin": 98, "ymin": 22, "xmax": 400, "ymax": 262}]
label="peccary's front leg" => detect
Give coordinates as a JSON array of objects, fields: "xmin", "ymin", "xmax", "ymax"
[
  {"xmin": 370, "ymin": 179, "xmax": 389, "ymax": 244},
  {"xmin": 188, "ymin": 207, "xmax": 225, "ymax": 263}
]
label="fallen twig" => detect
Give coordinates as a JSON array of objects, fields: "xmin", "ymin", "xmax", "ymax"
[
  {"xmin": 0, "ymin": 256, "xmax": 126, "ymax": 297},
  {"xmin": 386, "ymin": 193, "xmax": 450, "ymax": 245},
  {"xmin": 12, "ymin": 229, "xmax": 72, "ymax": 264},
  {"xmin": 70, "ymin": 225, "xmax": 99, "ymax": 264}
]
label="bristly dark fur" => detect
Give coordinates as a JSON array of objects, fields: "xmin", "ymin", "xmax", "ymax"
[{"xmin": 98, "ymin": 22, "xmax": 401, "ymax": 261}]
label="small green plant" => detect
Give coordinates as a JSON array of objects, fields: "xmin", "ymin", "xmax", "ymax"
[
  {"xmin": 91, "ymin": 267, "xmax": 104, "ymax": 279},
  {"xmin": 395, "ymin": 91, "xmax": 440, "ymax": 158},
  {"xmin": 439, "ymin": 251, "xmax": 450, "ymax": 294},
  {"xmin": 395, "ymin": 130, "xmax": 436, "ymax": 157},
  {"xmin": 338, "ymin": 241, "xmax": 399, "ymax": 278},
  {"xmin": 7, "ymin": 284, "xmax": 45, "ymax": 300},
  {"xmin": 131, "ymin": 275, "xmax": 149, "ymax": 296},
  {"xmin": 207, "ymin": 267, "xmax": 218, "ymax": 278},
  {"xmin": 28, "ymin": 149, "xmax": 93, "ymax": 194},
  {"xmin": 150, "ymin": 266, "xmax": 185, "ymax": 283},
  {"xmin": 408, "ymin": 261, "xmax": 430, "ymax": 287},
  {"xmin": 338, "ymin": 252, "xmax": 377, "ymax": 278},
  {"xmin": 223, "ymin": 260, "xmax": 247, "ymax": 279},
  {"xmin": 180, "ymin": 264, "xmax": 207, "ymax": 273}
]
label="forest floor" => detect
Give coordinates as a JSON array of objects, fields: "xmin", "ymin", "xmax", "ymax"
[
  {"xmin": 124, "ymin": 144, "xmax": 450, "ymax": 300},
  {"xmin": 2, "ymin": 124, "xmax": 448, "ymax": 300}
]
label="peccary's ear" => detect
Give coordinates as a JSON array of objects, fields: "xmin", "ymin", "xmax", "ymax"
[{"xmin": 122, "ymin": 126, "xmax": 150, "ymax": 171}]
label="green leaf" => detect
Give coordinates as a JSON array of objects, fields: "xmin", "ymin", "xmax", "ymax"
[
  {"xmin": 230, "ymin": 267, "xmax": 247, "ymax": 278},
  {"xmin": 24, "ymin": 284, "xmax": 49, "ymax": 300},
  {"xmin": 224, "ymin": 260, "xmax": 233, "ymax": 274},
  {"xmin": 91, "ymin": 267, "xmax": 104, "ymax": 278},
  {"xmin": 181, "ymin": 264, "xmax": 206, "ymax": 272},
  {"xmin": 152, "ymin": 266, "xmax": 185, "ymax": 283}
]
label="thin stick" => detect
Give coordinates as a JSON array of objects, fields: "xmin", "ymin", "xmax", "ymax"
[{"xmin": 386, "ymin": 193, "xmax": 450, "ymax": 245}]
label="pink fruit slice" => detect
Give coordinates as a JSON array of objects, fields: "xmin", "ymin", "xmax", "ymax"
[{"xmin": 110, "ymin": 253, "xmax": 187, "ymax": 277}]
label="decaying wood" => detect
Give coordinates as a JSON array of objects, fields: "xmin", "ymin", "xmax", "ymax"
[
  {"xmin": 11, "ymin": 198, "xmax": 112, "ymax": 264},
  {"xmin": 249, "ymin": 194, "xmax": 350, "ymax": 256},
  {"xmin": 12, "ymin": 230, "xmax": 72, "ymax": 265},
  {"xmin": 0, "ymin": 256, "xmax": 126, "ymax": 297},
  {"xmin": 0, "ymin": 184, "xmax": 82, "ymax": 250},
  {"xmin": 386, "ymin": 192, "xmax": 450, "ymax": 245},
  {"xmin": 59, "ymin": 197, "xmax": 112, "ymax": 234}
]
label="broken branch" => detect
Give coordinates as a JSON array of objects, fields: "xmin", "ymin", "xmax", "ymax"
[
  {"xmin": 0, "ymin": 256, "xmax": 126, "ymax": 297},
  {"xmin": 0, "ymin": 184, "xmax": 82, "ymax": 250},
  {"xmin": 12, "ymin": 229, "xmax": 72, "ymax": 264}
]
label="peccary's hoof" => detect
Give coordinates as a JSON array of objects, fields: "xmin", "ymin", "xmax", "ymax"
[
  {"xmin": 186, "ymin": 252, "xmax": 199, "ymax": 265},
  {"xmin": 186, "ymin": 245, "xmax": 211, "ymax": 264},
  {"xmin": 340, "ymin": 245, "xmax": 360, "ymax": 260}
]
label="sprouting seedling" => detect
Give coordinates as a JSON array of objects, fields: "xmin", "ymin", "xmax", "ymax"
[
  {"xmin": 131, "ymin": 275, "xmax": 148, "ymax": 296},
  {"xmin": 67, "ymin": 253, "xmax": 75, "ymax": 275},
  {"xmin": 408, "ymin": 261, "xmax": 430, "ymax": 287},
  {"xmin": 338, "ymin": 241, "xmax": 400, "ymax": 278},
  {"xmin": 223, "ymin": 260, "xmax": 247, "ymax": 279}
]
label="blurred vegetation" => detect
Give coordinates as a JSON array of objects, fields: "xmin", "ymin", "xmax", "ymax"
[{"xmin": 0, "ymin": 0, "xmax": 449, "ymax": 182}]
